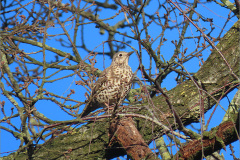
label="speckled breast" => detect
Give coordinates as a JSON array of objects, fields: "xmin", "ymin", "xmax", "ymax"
[{"xmin": 94, "ymin": 65, "xmax": 132, "ymax": 106}]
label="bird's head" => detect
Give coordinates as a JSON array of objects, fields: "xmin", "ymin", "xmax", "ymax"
[{"xmin": 112, "ymin": 51, "xmax": 134, "ymax": 66}]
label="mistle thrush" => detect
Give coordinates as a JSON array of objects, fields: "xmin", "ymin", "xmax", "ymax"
[{"xmin": 81, "ymin": 51, "xmax": 134, "ymax": 117}]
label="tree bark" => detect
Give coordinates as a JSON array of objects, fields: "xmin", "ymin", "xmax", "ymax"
[
  {"xmin": 179, "ymin": 120, "xmax": 239, "ymax": 160},
  {"xmin": 109, "ymin": 117, "xmax": 158, "ymax": 160}
]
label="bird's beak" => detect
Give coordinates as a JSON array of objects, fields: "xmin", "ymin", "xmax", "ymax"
[{"xmin": 128, "ymin": 51, "xmax": 134, "ymax": 56}]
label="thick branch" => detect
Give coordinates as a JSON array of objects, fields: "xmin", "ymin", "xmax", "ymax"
[
  {"xmin": 109, "ymin": 117, "xmax": 158, "ymax": 160},
  {"xmin": 178, "ymin": 120, "xmax": 239, "ymax": 160}
]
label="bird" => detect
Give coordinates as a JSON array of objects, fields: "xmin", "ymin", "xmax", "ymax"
[{"xmin": 80, "ymin": 51, "xmax": 134, "ymax": 118}]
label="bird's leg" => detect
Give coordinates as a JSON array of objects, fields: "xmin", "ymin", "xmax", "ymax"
[
  {"xmin": 117, "ymin": 105, "xmax": 128, "ymax": 114},
  {"xmin": 104, "ymin": 103, "xmax": 114, "ymax": 115}
]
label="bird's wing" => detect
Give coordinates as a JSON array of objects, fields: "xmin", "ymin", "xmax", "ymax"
[
  {"xmin": 91, "ymin": 67, "xmax": 110, "ymax": 96},
  {"xmin": 80, "ymin": 68, "xmax": 110, "ymax": 118}
]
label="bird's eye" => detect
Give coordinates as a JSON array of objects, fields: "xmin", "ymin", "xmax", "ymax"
[{"xmin": 119, "ymin": 54, "xmax": 122, "ymax": 57}]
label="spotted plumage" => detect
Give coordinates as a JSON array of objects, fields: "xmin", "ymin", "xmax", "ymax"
[{"xmin": 80, "ymin": 51, "xmax": 133, "ymax": 117}]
